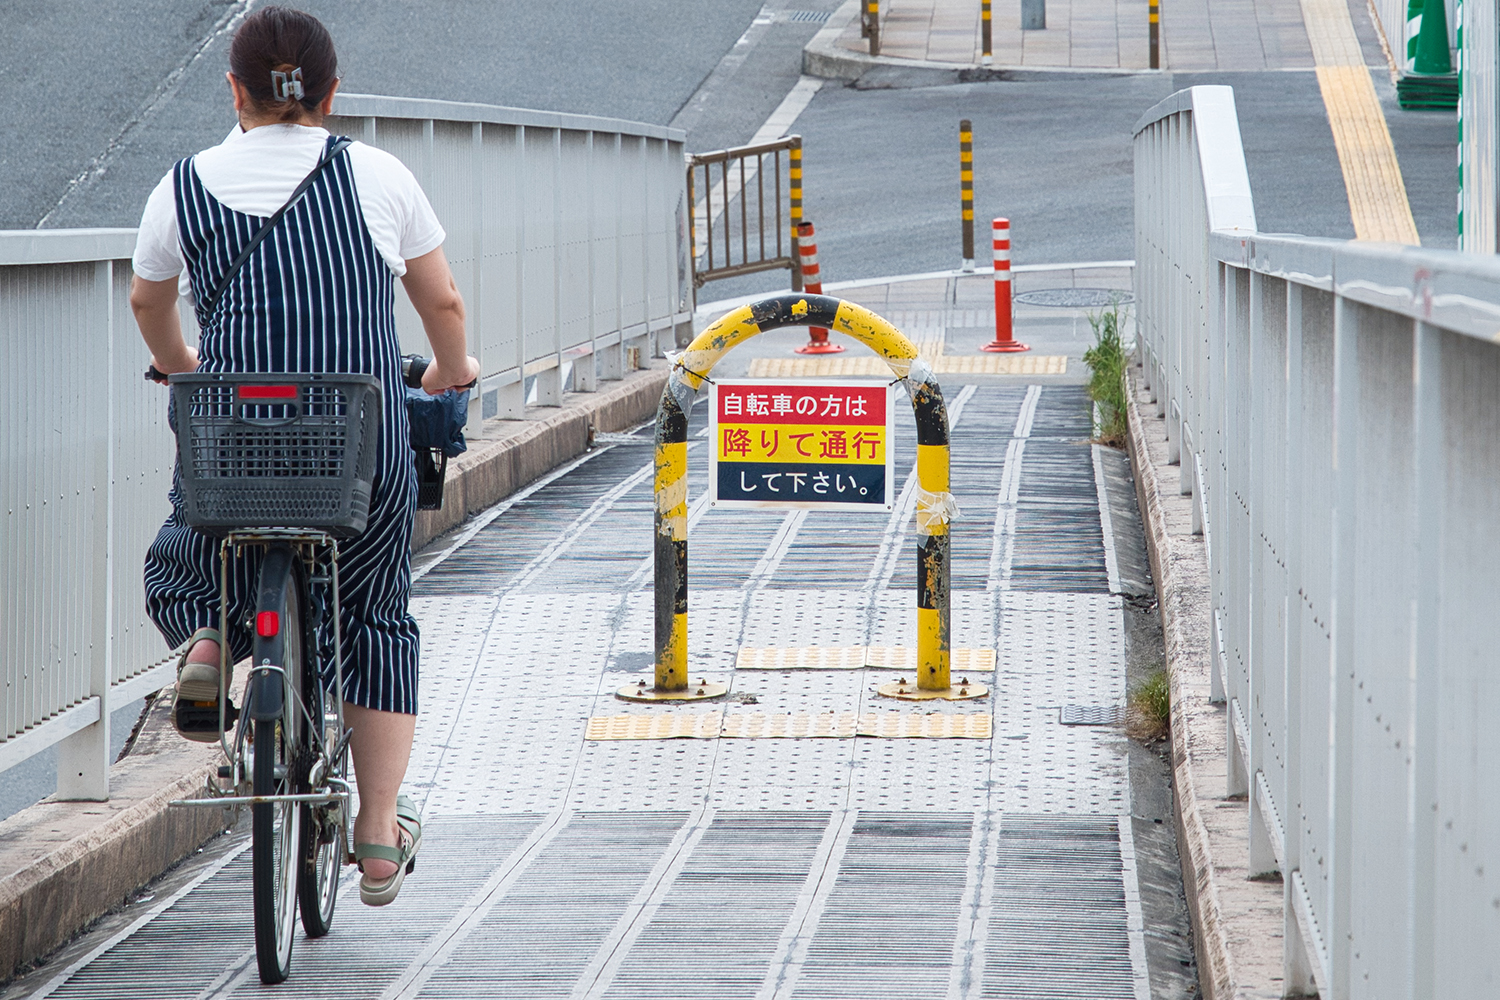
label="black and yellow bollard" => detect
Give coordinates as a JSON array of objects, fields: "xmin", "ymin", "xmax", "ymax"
[
  {"xmin": 867, "ymin": 0, "xmax": 881, "ymax": 56},
  {"xmin": 789, "ymin": 138, "xmax": 804, "ymax": 292},
  {"xmin": 1148, "ymin": 0, "xmax": 1159, "ymax": 69},
  {"xmin": 622, "ymin": 295, "xmax": 985, "ymax": 703},
  {"xmin": 960, "ymin": 120, "xmax": 975, "ymax": 271},
  {"xmin": 981, "ymin": 0, "xmax": 993, "ymax": 67}
]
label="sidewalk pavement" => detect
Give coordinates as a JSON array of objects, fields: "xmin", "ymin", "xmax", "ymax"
[
  {"xmin": 808, "ymin": 0, "xmax": 1322, "ymax": 75},
  {"xmin": 0, "ymin": 364, "xmax": 672, "ymax": 983}
]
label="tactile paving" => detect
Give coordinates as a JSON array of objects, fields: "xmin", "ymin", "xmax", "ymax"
[
  {"xmin": 586, "ymin": 712, "xmax": 724, "ymax": 740},
  {"xmin": 587, "ymin": 711, "xmax": 992, "ymax": 740},
  {"xmin": 734, "ymin": 645, "xmax": 995, "ymax": 671}
]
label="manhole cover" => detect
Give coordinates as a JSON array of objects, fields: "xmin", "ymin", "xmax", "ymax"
[
  {"xmin": 1059, "ymin": 704, "xmax": 1122, "ymax": 725},
  {"xmin": 1013, "ymin": 288, "xmax": 1134, "ymax": 308}
]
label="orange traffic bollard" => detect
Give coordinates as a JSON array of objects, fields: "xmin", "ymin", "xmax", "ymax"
[
  {"xmin": 981, "ymin": 218, "xmax": 1029, "ymax": 353},
  {"xmin": 793, "ymin": 222, "xmax": 844, "ymax": 354}
]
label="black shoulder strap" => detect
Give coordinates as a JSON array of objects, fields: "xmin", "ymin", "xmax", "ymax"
[{"xmin": 198, "ymin": 136, "xmax": 354, "ymax": 320}]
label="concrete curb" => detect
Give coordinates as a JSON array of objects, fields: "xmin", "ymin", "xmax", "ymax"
[
  {"xmin": 802, "ymin": 0, "xmax": 1154, "ymax": 83},
  {"xmin": 1125, "ymin": 364, "xmax": 1289, "ymax": 1000},
  {"xmin": 1124, "ymin": 366, "xmax": 1236, "ymax": 1000},
  {"xmin": 412, "ymin": 364, "xmax": 670, "ymax": 550},
  {"xmin": 0, "ymin": 365, "xmax": 671, "ymax": 982},
  {"xmin": 0, "ymin": 695, "xmax": 230, "ymax": 982}
]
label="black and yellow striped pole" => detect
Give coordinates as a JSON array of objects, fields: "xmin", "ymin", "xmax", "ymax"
[
  {"xmin": 1149, "ymin": 0, "xmax": 1159, "ymax": 69},
  {"xmin": 981, "ymin": 0, "xmax": 993, "ymax": 67},
  {"xmin": 789, "ymin": 138, "xmax": 804, "ymax": 292},
  {"xmin": 960, "ymin": 119, "xmax": 975, "ymax": 271},
  {"xmin": 867, "ymin": 0, "xmax": 881, "ymax": 56},
  {"xmin": 625, "ymin": 294, "xmax": 983, "ymax": 702}
]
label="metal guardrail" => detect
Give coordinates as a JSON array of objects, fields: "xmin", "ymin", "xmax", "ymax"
[
  {"xmin": 327, "ymin": 93, "xmax": 693, "ymax": 416},
  {"xmin": 687, "ymin": 135, "xmax": 803, "ymax": 292},
  {"xmin": 1135, "ymin": 84, "xmax": 1500, "ymax": 998},
  {"xmin": 0, "ymin": 94, "xmax": 693, "ymax": 799}
]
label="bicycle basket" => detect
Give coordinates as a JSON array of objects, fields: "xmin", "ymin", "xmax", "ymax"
[{"xmin": 169, "ymin": 373, "xmax": 382, "ymax": 536}]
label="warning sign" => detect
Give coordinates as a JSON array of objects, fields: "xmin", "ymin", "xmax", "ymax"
[{"xmin": 709, "ymin": 379, "xmax": 895, "ymax": 511}]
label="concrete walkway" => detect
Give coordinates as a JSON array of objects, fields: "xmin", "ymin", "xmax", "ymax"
[
  {"xmin": 2, "ymin": 271, "xmax": 1203, "ymax": 1000},
  {"xmin": 823, "ymin": 0, "xmax": 1319, "ymax": 70}
]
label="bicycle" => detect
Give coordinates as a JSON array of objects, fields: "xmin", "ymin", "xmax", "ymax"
[{"xmin": 164, "ymin": 369, "xmax": 384, "ymax": 984}]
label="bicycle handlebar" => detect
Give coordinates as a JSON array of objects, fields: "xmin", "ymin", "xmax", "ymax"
[{"xmin": 401, "ymin": 355, "xmax": 477, "ymax": 391}]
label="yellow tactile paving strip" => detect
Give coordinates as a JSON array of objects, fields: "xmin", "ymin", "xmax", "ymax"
[
  {"xmin": 586, "ymin": 711, "xmax": 992, "ymax": 740},
  {"xmin": 735, "ymin": 646, "xmax": 996, "ymax": 671},
  {"xmin": 585, "ymin": 712, "xmax": 725, "ymax": 740},
  {"xmin": 746, "ymin": 355, "xmax": 1067, "ymax": 377},
  {"xmin": 1299, "ymin": 0, "xmax": 1420, "ymax": 244}
]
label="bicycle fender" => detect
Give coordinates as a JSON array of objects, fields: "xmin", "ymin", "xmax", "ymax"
[{"xmin": 249, "ymin": 545, "xmax": 297, "ymax": 722}]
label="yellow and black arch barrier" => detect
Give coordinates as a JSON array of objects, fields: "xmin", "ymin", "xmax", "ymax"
[{"xmin": 622, "ymin": 294, "xmax": 984, "ymax": 703}]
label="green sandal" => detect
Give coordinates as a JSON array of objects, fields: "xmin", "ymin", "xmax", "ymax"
[
  {"xmin": 173, "ymin": 627, "xmax": 229, "ymax": 743},
  {"xmin": 356, "ymin": 794, "xmax": 422, "ymax": 906}
]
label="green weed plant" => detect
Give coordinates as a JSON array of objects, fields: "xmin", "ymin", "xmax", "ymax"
[{"xmin": 1083, "ymin": 302, "xmax": 1129, "ymax": 448}]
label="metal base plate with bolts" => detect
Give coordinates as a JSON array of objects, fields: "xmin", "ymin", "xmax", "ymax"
[
  {"xmin": 616, "ymin": 677, "xmax": 730, "ymax": 702},
  {"xmin": 876, "ymin": 677, "xmax": 990, "ymax": 701}
]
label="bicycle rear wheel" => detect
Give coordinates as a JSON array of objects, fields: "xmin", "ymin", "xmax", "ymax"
[
  {"xmin": 299, "ymin": 587, "xmax": 345, "ymax": 937},
  {"xmin": 251, "ymin": 547, "xmax": 305, "ymax": 984}
]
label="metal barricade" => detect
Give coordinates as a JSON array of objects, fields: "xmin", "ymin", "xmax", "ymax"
[
  {"xmin": 2, "ymin": 93, "xmax": 695, "ymax": 802},
  {"xmin": 1136, "ymin": 84, "xmax": 1500, "ymax": 999},
  {"xmin": 687, "ymin": 135, "xmax": 803, "ymax": 293}
]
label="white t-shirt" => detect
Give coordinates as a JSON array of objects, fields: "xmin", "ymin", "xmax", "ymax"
[{"xmin": 132, "ymin": 123, "xmax": 446, "ymax": 290}]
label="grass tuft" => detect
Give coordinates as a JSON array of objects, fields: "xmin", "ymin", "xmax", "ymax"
[
  {"xmin": 1082, "ymin": 301, "xmax": 1129, "ymax": 448},
  {"xmin": 1126, "ymin": 667, "xmax": 1171, "ymax": 743}
]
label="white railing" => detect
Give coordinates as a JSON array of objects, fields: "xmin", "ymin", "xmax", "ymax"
[
  {"xmin": 0, "ymin": 95, "xmax": 689, "ymax": 799},
  {"xmin": 1136, "ymin": 84, "xmax": 1500, "ymax": 999},
  {"xmin": 326, "ymin": 94, "xmax": 691, "ymax": 417}
]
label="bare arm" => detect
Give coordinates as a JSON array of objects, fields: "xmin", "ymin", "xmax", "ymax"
[
  {"xmin": 401, "ymin": 247, "xmax": 480, "ymax": 394},
  {"xmin": 130, "ymin": 276, "xmax": 198, "ymax": 376}
]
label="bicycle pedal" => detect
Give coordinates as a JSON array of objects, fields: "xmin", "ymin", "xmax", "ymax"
[{"xmin": 174, "ymin": 696, "xmax": 240, "ymax": 736}]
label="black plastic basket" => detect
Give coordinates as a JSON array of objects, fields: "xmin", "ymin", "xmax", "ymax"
[{"xmin": 170, "ymin": 373, "xmax": 382, "ymax": 536}]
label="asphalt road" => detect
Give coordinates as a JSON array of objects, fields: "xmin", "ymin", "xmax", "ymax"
[
  {"xmin": 707, "ymin": 67, "xmax": 1458, "ymax": 302},
  {"xmin": 2, "ymin": 0, "xmax": 771, "ymax": 229}
]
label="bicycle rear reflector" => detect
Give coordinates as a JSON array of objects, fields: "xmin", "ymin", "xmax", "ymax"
[
  {"xmin": 256, "ymin": 611, "xmax": 280, "ymax": 637},
  {"xmin": 240, "ymin": 385, "xmax": 299, "ymax": 399}
]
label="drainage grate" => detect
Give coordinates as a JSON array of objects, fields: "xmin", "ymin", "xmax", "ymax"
[
  {"xmin": 1013, "ymin": 288, "xmax": 1135, "ymax": 308},
  {"xmin": 1060, "ymin": 704, "xmax": 1122, "ymax": 725},
  {"xmin": 784, "ymin": 9, "xmax": 832, "ymax": 21}
]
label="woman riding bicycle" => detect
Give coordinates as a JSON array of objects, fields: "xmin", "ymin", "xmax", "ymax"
[{"xmin": 129, "ymin": 6, "xmax": 477, "ymax": 907}]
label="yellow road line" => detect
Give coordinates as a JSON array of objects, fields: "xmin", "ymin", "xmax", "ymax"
[{"xmin": 1299, "ymin": 0, "xmax": 1420, "ymax": 244}]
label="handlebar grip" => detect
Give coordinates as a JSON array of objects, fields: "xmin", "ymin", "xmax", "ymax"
[
  {"xmin": 400, "ymin": 355, "xmax": 429, "ymax": 389},
  {"xmin": 145, "ymin": 365, "xmax": 169, "ymax": 384},
  {"xmin": 402, "ymin": 355, "xmax": 477, "ymax": 390}
]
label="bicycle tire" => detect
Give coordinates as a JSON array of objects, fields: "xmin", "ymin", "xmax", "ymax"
[
  {"xmin": 298, "ymin": 574, "xmax": 343, "ymax": 938},
  {"xmin": 251, "ymin": 546, "xmax": 305, "ymax": 984}
]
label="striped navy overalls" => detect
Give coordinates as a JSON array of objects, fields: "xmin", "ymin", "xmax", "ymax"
[{"xmin": 144, "ymin": 135, "xmax": 421, "ymax": 714}]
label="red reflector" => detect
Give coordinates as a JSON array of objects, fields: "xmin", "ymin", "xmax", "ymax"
[
  {"xmin": 256, "ymin": 611, "xmax": 280, "ymax": 637},
  {"xmin": 240, "ymin": 385, "xmax": 298, "ymax": 399}
]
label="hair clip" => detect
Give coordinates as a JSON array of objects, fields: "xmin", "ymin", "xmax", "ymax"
[{"xmin": 271, "ymin": 67, "xmax": 304, "ymax": 101}]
